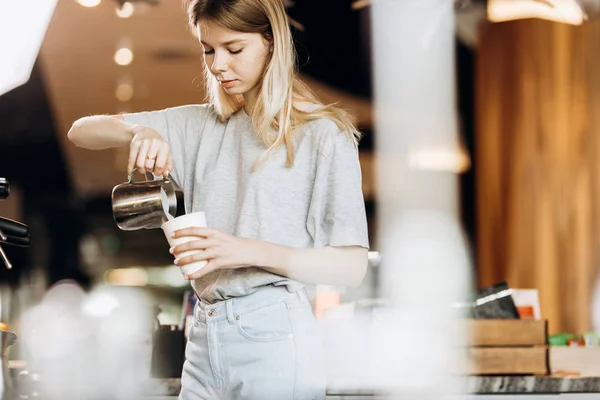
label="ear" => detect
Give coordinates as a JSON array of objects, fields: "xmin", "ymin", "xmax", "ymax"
[{"xmin": 262, "ymin": 34, "xmax": 273, "ymax": 53}]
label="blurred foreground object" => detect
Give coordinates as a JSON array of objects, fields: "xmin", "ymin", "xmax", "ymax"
[
  {"xmin": 371, "ymin": 0, "xmax": 472, "ymax": 397},
  {"xmin": 0, "ymin": 328, "xmax": 17, "ymax": 400},
  {"xmin": 20, "ymin": 281, "xmax": 157, "ymax": 399}
]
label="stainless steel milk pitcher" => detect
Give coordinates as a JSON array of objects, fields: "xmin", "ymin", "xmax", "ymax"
[{"xmin": 111, "ymin": 171, "xmax": 185, "ymax": 231}]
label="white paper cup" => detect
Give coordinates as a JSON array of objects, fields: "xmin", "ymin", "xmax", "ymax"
[{"xmin": 161, "ymin": 212, "xmax": 207, "ymax": 276}]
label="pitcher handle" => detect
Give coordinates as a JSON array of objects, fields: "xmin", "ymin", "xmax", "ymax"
[{"xmin": 128, "ymin": 169, "xmax": 156, "ymax": 184}]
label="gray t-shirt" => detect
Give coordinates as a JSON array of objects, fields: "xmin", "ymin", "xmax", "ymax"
[{"xmin": 124, "ymin": 104, "xmax": 369, "ymax": 303}]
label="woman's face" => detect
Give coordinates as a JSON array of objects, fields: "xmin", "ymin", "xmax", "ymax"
[{"xmin": 197, "ymin": 19, "xmax": 271, "ymax": 100}]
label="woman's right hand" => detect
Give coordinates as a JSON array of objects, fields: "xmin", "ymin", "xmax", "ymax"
[{"xmin": 127, "ymin": 126, "xmax": 174, "ymax": 176}]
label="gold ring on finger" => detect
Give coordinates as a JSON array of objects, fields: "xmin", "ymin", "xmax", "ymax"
[{"xmin": 146, "ymin": 156, "xmax": 156, "ymax": 161}]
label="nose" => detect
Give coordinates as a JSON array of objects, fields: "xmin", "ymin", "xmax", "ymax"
[{"xmin": 210, "ymin": 51, "xmax": 228, "ymax": 74}]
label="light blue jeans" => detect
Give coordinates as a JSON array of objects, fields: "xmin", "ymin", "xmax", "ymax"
[{"xmin": 179, "ymin": 286, "xmax": 326, "ymax": 400}]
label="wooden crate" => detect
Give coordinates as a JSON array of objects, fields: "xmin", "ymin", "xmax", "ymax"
[{"xmin": 459, "ymin": 319, "xmax": 549, "ymax": 375}]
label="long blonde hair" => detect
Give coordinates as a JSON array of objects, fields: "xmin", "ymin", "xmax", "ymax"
[{"xmin": 185, "ymin": 0, "xmax": 361, "ymax": 167}]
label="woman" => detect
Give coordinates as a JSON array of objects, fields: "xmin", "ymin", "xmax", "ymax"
[{"xmin": 68, "ymin": 0, "xmax": 369, "ymax": 398}]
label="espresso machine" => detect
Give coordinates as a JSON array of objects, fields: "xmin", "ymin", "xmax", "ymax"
[
  {"xmin": 0, "ymin": 178, "xmax": 31, "ymax": 269},
  {"xmin": 0, "ymin": 178, "xmax": 30, "ymax": 400}
]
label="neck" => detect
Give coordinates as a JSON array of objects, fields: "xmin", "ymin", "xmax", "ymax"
[{"xmin": 243, "ymin": 85, "xmax": 260, "ymax": 115}]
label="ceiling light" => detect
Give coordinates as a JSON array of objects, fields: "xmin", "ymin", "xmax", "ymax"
[
  {"xmin": 408, "ymin": 146, "xmax": 471, "ymax": 174},
  {"xmin": 114, "ymin": 47, "xmax": 133, "ymax": 66},
  {"xmin": 116, "ymin": 82, "xmax": 134, "ymax": 102},
  {"xmin": 116, "ymin": 2, "xmax": 134, "ymax": 18},
  {"xmin": 0, "ymin": 0, "xmax": 58, "ymax": 96},
  {"xmin": 104, "ymin": 268, "xmax": 148, "ymax": 287},
  {"xmin": 78, "ymin": 0, "xmax": 102, "ymax": 7},
  {"xmin": 488, "ymin": 0, "xmax": 585, "ymax": 25}
]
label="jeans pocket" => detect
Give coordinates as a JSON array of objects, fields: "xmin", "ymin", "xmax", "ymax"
[{"xmin": 235, "ymin": 301, "xmax": 294, "ymax": 342}]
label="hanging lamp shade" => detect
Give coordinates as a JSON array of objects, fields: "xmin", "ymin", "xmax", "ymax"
[
  {"xmin": 487, "ymin": 0, "xmax": 584, "ymax": 25},
  {"xmin": 0, "ymin": 0, "xmax": 58, "ymax": 96}
]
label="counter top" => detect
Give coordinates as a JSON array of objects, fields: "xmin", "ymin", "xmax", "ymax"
[
  {"xmin": 467, "ymin": 376, "xmax": 600, "ymax": 394},
  {"xmin": 141, "ymin": 376, "xmax": 600, "ymax": 396}
]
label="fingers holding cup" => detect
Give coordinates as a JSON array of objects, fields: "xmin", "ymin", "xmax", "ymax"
[{"xmin": 161, "ymin": 212, "xmax": 209, "ymax": 278}]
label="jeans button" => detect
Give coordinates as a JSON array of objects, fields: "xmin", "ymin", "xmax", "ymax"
[{"xmin": 208, "ymin": 309, "xmax": 216, "ymax": 317}]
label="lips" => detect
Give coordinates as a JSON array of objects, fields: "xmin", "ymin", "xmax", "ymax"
[{"xmin": 219, "ymin": 79, "xmax": 237, "ymax": 88}]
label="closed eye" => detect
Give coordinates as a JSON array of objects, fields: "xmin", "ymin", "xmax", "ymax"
[{"xmin": 203, "ymin": 49, "xmax": 242, "ymax": 55}]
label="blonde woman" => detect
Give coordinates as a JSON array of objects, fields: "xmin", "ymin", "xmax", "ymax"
[{"xmin": 68, "ymin": 0, "xmax": 369, "ymax": 398}]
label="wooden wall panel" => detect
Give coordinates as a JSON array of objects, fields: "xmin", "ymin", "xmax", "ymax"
[{"xmin": 476, "ymin": 19, "xmax": 600, "ymax": 334}]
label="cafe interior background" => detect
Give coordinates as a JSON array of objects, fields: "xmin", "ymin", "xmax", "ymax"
[{"xmin": 4, "ymin": 0, "xmax": 600, "ymax": 397}]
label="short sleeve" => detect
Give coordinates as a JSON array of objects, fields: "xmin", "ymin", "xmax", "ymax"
[
  {"xmin": 307, "ymin": 130, "xmax": 370, "ymax": 249},
  {"xmin": 122, "ymin": 104, "xmax": 208, "ymax": 189}
]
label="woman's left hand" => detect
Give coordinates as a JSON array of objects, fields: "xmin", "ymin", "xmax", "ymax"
[{"xmin": 171, "ymin": 228, "xmax": 258, "ymax": 280}]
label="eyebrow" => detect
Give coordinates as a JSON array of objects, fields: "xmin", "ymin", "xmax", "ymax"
[{"xmin": 200, "ymin": 39, "xmax": 245, "ymax": 47}]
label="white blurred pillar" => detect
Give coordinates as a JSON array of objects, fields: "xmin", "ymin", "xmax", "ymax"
[{"xmin": 371, "ymin": 0, "xmax": 471, "ymax": 398}]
